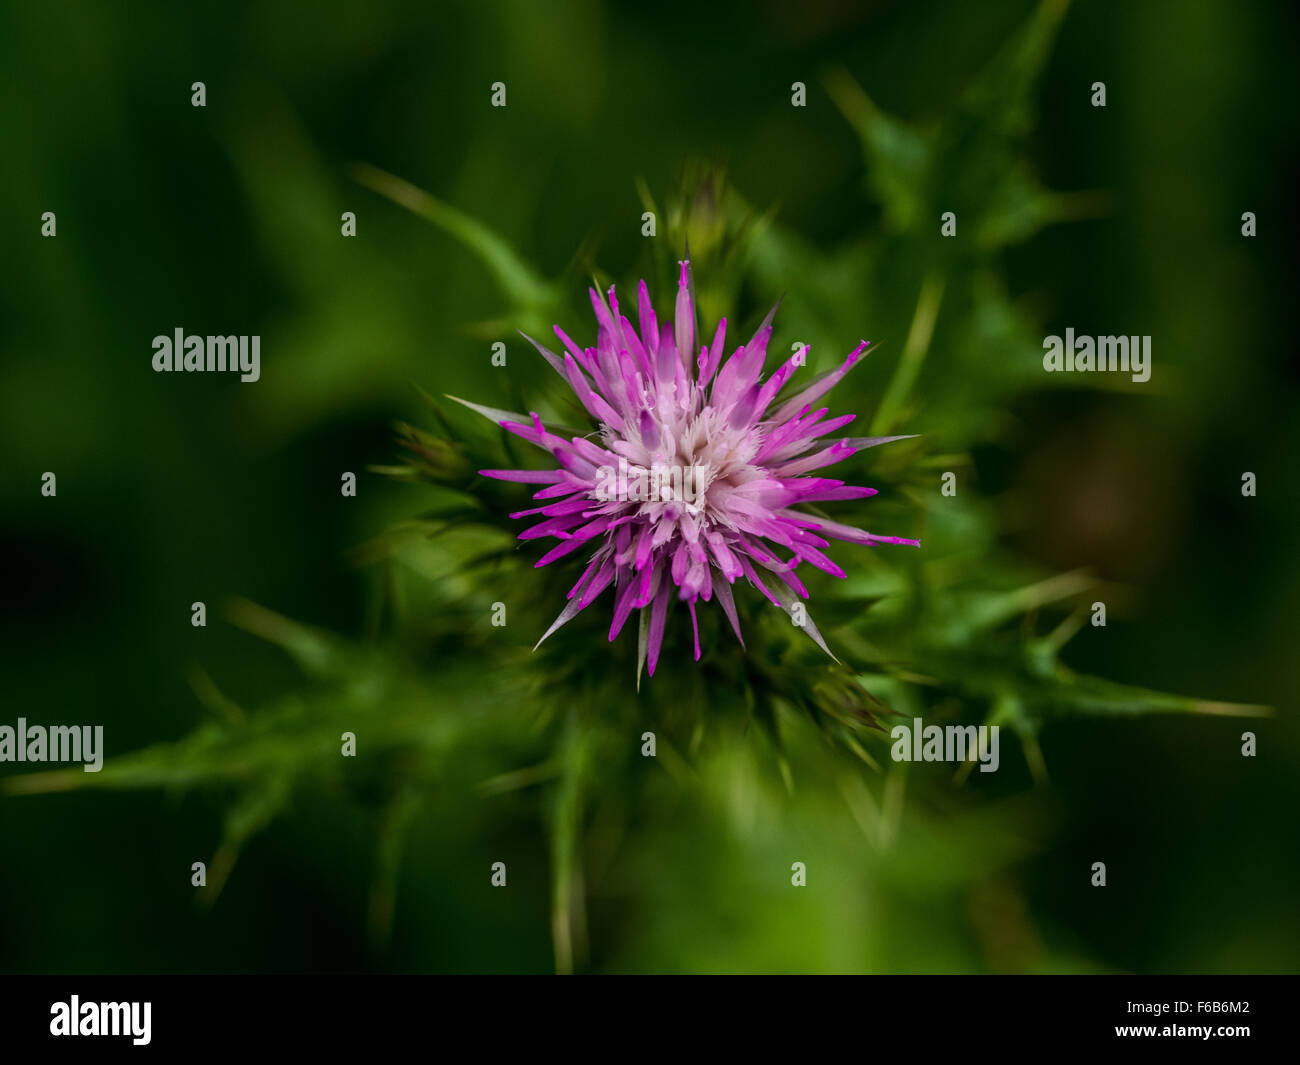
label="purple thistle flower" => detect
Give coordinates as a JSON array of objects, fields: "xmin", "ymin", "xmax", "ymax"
[{"xmin": 480, "ymin": 260, "xmax": 919, "ymax": 677}]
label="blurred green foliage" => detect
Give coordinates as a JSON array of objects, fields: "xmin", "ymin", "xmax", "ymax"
[{"xmin": 2, "ymin": 0, "xmax": 1296, "ymax": 974}]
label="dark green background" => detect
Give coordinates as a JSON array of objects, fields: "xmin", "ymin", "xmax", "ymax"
[{"xmin": 2, "ymin": 0, "xmax": 1296, "ymax": 973}]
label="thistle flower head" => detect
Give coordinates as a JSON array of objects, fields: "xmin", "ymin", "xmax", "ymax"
[{"xmin": 482, "ymin": 261, "xmax": 918, "ymax": 676}]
